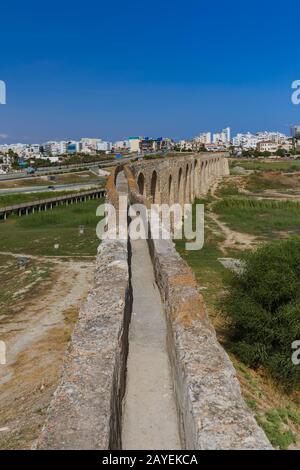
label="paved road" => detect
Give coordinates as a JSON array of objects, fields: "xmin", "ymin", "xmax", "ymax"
[
  {"xmin": 0, "ymin": 182, "xmax": 100, "ymax": 195},
  {"xmin": 0, "ymin": 154, "xmax": 140, "ymax": 182}
]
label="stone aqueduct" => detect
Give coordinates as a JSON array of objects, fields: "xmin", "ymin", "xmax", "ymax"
[
  {"xmin": 35, "ymin": 153, "xmax": 272, "ymax": 451},
  {"xmin": 131, "ymin": 153, "xmax": 229, "ymax": 205}
]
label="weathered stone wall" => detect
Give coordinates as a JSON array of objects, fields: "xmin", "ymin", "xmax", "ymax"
[
  {"xmin": 148, "ymin": 236, "xmax": 271, "ymax": 449},
  {"xmin": 35, "ymin": 167, "xmax": 132, "ymax": 450},
  {"xmin": 129, "ymin": 153, "xmax": 229, "ymax": 205},
  {"xmin": 35, "ymin": 153, "xmax": 271, "ymax": 450},
  {"xmin": 125, "ymin": 160, "xmax": 272, "ymax": 450}
]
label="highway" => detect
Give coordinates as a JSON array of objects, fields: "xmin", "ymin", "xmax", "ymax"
[
  {"xmin": 0, "ymin": 182, "xmax": 101, "ymax": 195},
  {"xmin": 0, "ymin": 154, "xmax": 140, "ymax": 182}
]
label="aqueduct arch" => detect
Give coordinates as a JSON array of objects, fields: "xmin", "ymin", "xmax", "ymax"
[
  {"xmin": 129, "ymin": 152, "xmax": 229, "ymax": 206},
  {"xmin": 137, "ymin": 172, "xmax": 145, "ymax": 196},
  {"xmin": 168, "ymin": 174, "xmax": 174, "ymax": 205},
  {"xmin": 150, "ymin": 170, "xmax": 159, "ymax": 203}
]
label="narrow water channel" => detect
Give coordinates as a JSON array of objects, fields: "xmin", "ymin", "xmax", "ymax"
[{"xmin": 115, "ymin": 171, "xmax": 181, "ymax": 450}]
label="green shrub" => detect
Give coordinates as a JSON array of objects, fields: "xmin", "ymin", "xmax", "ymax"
[{"xmin": 221, "ymin": 238, "xmax": 300, "ymax": 391}]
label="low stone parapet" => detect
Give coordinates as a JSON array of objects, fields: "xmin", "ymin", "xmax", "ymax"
[{"xmin": 148, "ymin": 235, "xmax": 272, "ymax": 449}]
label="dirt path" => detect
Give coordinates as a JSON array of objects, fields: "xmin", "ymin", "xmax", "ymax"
[
  {"xmin": 206, "ymin": 178, "xmax": 258, "ymax": 254},
  {"xmin": 0, "ymin": 251, "xmax": 95, "ymax": 263},
  {"xmin": 0, "ymin": 255, "xmax": 94, "ymax": 449},
  {"xmin": 207, "ymin": 210, "xmax": 257, "ymax": 253},
  {"xmin": 246, "ymin": 189, "xmax": 300, "ymax": 200}
]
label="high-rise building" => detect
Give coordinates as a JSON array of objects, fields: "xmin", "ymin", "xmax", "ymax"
[
  {"xmin": 222, "ymin": 127, "xmax": 231, "ymax": 143},
  {"xmin": 213, "ymin": 127, "xmax": 231, "ymax": 145},
  {"xmin": 195, "ymin": 132, "xmax": 211, "ymax": 145},
  {"xmin": 291, "ymin": 126, "xmax": 300, "ymax": 139},
  {"xmin": 128, "ymin": 137, "xmax": 141, "ymax": 153}
]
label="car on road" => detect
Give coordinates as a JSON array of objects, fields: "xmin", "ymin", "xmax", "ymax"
[{"xmin": 48, "ymin": 185, "xmax": 55, "ymax": 190}]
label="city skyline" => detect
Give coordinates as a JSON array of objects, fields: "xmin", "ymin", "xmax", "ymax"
[
  {"xmin": 0, "ymin": 126, "xmax": 296, "ymax": 146},
  {"xmin": 1, "ymin": 0, "xmax": 300, "ymax": 143}
]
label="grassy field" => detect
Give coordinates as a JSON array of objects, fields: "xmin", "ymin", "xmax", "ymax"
[
  {"xmin": 0, "ymin": 198, "xmax": 104, "ymax": 257},
  {"xmin": 214, "ymin": 197, "xmax": 300, "ymax": 238},
  {"xmin": 0, "ymin": 188, "xmax": 101, "ymax": 449},
  {"xmin": 0, "ymin": 255, "xmax": 53, "ymax": 320},
  {"xmin": 245, "ymin": 172, "xmax": 300, "ymax": 193},
  {"xmin": 231, "ymin": 159, "xmax": 300, "ymax": 172},
  {"xmin": 176, "ymin": 185, "xmax": 300, "ymax": 449}
]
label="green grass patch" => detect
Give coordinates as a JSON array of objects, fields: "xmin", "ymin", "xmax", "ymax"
[
  {"xmin": 175, "ymin": 198, "xmax": 239, "ymax": 325},
  {"xmin": 175, "ymin": 195, "xmax": 300, "ymax": 447},
  {"xmin": 0, "ymin": 198, "xmax": 104, "ymax": 256},
  {"xmin": 0, "ymin": 254, "xmax": 53, "ymax": 318},
  {"xmin": 216, "ymin": 181, "xmax": 240, "ymax": 197},
  {"xmin": 256, "ymin": 412, "xmax": 297, "ymax": 449},
  {"xmin": 231, "ymin": 160, "xmax": 300, "ymax": 172},
  {"xmin": 213, "ymin": 197, "xmax": 300, "ymax": 237}
]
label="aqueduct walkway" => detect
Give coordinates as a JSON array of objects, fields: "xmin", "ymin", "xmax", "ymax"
[
  {"xmin": 35, "ymin": 153, "xmax": 272, "ymax": 450},
  {"xmin": 116, "ymin": 171, "xmax": 181, "ymax": 450}
]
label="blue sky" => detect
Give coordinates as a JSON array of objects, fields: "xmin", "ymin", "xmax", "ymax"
[{"xmin": 1, "ymin": 0, "xmax": 300, "ymax": 143}]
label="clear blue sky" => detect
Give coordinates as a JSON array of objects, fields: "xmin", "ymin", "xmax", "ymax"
[{"xmin": 1, "ymin": 0, "xmax": 300, "ymax": 143}]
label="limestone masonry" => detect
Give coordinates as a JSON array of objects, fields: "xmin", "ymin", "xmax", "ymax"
[{"xmin": 35, "ymin": 153, "xmax": 272, "ymax": 450}]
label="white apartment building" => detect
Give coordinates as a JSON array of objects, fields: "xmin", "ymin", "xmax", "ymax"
[
  {"xmin": 256, "ymin": 131, "xmax": 286, "ymax": 144},
  {"xmin": 233, "ymin": 131, "xmax": 289, "ymax": 150},
  {"xmin": 257, "ymin": 141, "xmax": 279, "ymax": 153},
  {"xmin": 0, "ymin": 143, "xmax": 27, "ymax": 156},
  {"xmin": 114, "ymin": 140, "xmax": 130, "ymax": 150},
  {"xmin": 80, "ymin": 138, "xmax": 102, "ymax": 153},
  {"xmin": 43, "ymin": 141, "xmax": 68, "ymax": 155},
  {"xmin": 23, "ymin": 144, "xmax": 42, "ymax": 159},
  {"xmin": 233, "ymin": 133, "xmax": 259, "ymax": 149},
  {"xmin": 97, "ymin": 141, "xmax": 112, "ymax": 152},
  {"xmin": 128, "ymin": 137, "xmax": 141, "ymax": 153},
  {"xmin": 212, "ymin": 127, "xmax": 231, "ymax": 145},
  {"xmin": 194, "ymin": 132, "xmax": 211, "ymax": 145},
  {"xmin": 205, "ymin": 143, "xmax": 226, "ymax": 152},
  {"xmin": 179, "ymin": 140, "xmax": 194, "ymax": 151}
]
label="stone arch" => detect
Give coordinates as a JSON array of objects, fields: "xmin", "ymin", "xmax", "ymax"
[
  {"xmin": 205, "ymin": 161, "xmax": 209, "ymax": 192},
  {"xmin": 178, "ymin": 167, "xmax": 184, "ymax": 206},
  {"xmin": 137, "ymin": 172, "xmax": 145, "ymax": 195},
  {"xmin": 185, "ymin": 164, "xmax": 190, "ymax": 203},
  {"xmin": 150, "ymin": 170, "xmax": 159, "ymax": 203},
  {"xmin": 198, "ymin": 161, "xmax": 204, "ymax": 195},
  {"xmin": 193, "ymin": 159, "xmax": 198, "ymax": 196},
  {"xmin": 168, "ymin": 174, "xmax": 174, "ymax": 205}
]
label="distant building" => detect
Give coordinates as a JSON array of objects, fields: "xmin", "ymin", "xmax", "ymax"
[
  {"xmin": 291, "ymin": 126, "xmax": 300, "ymax": 139},
  {"xmin": 43, "ymin": 141, "xmax": 68, "ymax": 155},
  {"xmin": 23, "ymin": 144, "xmax": 42, "ymax": 159},
  {"xmin": 97, "ymin": 141, "xmax": 112, "ymax": 152},
  {"xmin": 140, "ymin": 137, "xmax": 167, "ymax": 153},
  {"xmin": 80, "ymin": 138, "xmax": 102, "ymax": 153},
  {"xmin": 67, "ymin": 142, "xmax": 78, "ymax": 154},
  {"xmin": 233, "ymin": 133, "xmax": 259, "ymax": 149},
  {"xmin": 257, "ymin": 141, "xmax": 278, "ymax": 153},
  {"xmin": 128, "ymin": 136, "xmax": 141, "ymax": 153},
  {"xmin": 232, "ymin": 131, "xmax": 289, "ymax": 150},
  {"xmin": 212, "ymin": 127, "xmax": 231, "ymax": 146},
  {"xmin": 204, "ymin": 143, "xmax": 226, "ymax": 152},
  {"xmin": 194, "ymin": 132, "xmax": 211, "ymax": 145},
  {"xmin": 114, "ymin": 140, "xmax": 130, "ymax": 150}
]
